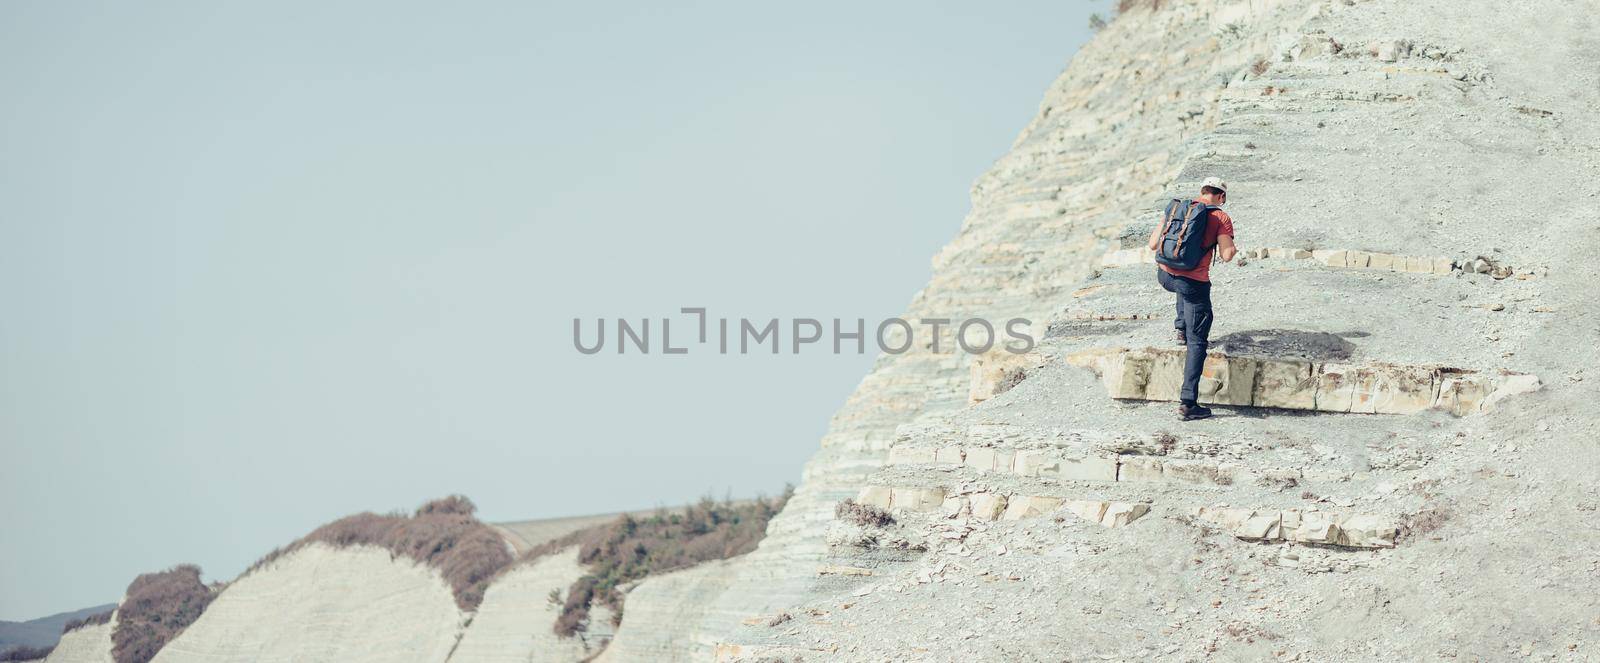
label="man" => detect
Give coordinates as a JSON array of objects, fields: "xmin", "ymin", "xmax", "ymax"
[{"xmin": 1147, "ymin": 176, "xmax": 1237, "ymax": 421}]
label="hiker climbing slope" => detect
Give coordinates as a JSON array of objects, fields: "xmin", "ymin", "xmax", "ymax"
[{"xmin": 1147, "ymin": 176, "xmax": 1237, "ymax": 421}]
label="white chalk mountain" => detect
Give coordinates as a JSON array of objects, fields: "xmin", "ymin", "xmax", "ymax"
[{"xmin": 58, "ymin": 0, "xmax": 1600, "ymax": 660}]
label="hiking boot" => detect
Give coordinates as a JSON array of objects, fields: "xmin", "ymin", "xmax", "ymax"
[{"xmin": 1179, "ymin": 403, "xmax": 1213, "ymax": 421}]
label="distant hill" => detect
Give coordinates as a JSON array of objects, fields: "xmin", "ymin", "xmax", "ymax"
[{"xmin": 0, "ymin": 604, "xmax": 117, "ymax": 654}]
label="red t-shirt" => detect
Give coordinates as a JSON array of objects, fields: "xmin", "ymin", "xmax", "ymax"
[{"xmin": 1159, "ymin": 208, "xmax": 1234, "ymax": 282}]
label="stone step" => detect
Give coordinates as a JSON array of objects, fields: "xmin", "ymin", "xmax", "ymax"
[
  {"xmin": 1188, "ymin": 505, "xmax": 1398, "ymax": 549},
  {"xmin": 880, "ymin": 420, "xmax": 1377, "ymax": 490},
  {"xmin": 1065, "ymin": 346, "xmax": 1539, "ymax": 416},
  {"xmin": 851, "ymin": 485, "xmax": 1399, "ymax": 550},
  {"xmin": 884, "ymin": 442, "xmax": 1267, "ymax": 490},
  {"xmin": 852, "ymin": 484, "xmax": 1151, "ymax": 529}
]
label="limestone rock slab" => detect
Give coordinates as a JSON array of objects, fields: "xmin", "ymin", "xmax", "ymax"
[
  {"xmin": 968, "ymin": 351, "xmax": 1043, "ymax": 404},
  {"xmin": 1001, "ymin": 495, "xmax": 1064, "ymax": 520},
  {"xmin": 889, "ymin": 487, "xmax": 947, "ymax": 511},
  {"xmin": 1069, "ymin": 347, "xmax": 1536, "ymax": 416},
  {"xmin": 1190, "ymin": 507, "xmax": 1398, "ymax": 549}
]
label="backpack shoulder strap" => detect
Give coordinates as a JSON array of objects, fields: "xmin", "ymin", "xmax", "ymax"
[
  {"xmin": 1175, "ymin": 198, "xmax": 1203, "ymax": 238},
  {"xmin": 1194, "ymin": 205, "xmax": 1221, "ymax": 248},
  {"xmin": 1159, "ymin": 198, "xmax": 1185, "ymax": 235}
]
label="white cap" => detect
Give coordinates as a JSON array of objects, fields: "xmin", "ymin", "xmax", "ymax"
[{"xmin": 1201, "ymin": 176, "xmax": 1228, "ymax": 193}]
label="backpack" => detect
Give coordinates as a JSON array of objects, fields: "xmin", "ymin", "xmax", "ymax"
[{"xmin": 1152, "ymin": 198, "xmax": 1218, "ymax": 271}]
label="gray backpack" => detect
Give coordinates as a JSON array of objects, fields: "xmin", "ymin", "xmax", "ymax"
[{"xmin": 1152, "ymin": 198, "xmax": 1217, "ymax": 271}]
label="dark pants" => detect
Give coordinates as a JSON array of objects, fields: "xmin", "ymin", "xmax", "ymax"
[{"xmin": 1157, "ymin": 269, "xmax": 1212, "ymax": 405}]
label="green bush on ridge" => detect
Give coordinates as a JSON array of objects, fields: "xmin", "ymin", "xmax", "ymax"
[{"xmin": 528, "ymin": 487, "xmax": 793, "ymax": 638}]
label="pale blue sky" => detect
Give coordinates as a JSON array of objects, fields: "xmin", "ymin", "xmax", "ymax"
[{"xmin": 0, "ymin": 1, "xmax": 1097, "ymax": 618}]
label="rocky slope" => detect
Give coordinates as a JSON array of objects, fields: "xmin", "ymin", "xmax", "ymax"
[
  {"xmin": 606, "ymin": 0, "xmax": 1307, "ymax": 657},
  {"xmin": 450, "ymin": 547, "xmax": 616, "ymax": 662},
  {"xmin": 42, "ymin": 614, "xmax": 114, "ymax": 663},
  {"xmin": 39, "ymin": 507, "xmax": 654, "ymax": 663},
  {"xmin": 607, "ymin": 0, "xmax": 1341, "ymax": 658},
  {"xmin": 152, "ymin": 545, "xmax": 464, "ymax": 663},
  {"xmin": 691, "ymin": 0, "xmax": 1600, "ymax": 660}
]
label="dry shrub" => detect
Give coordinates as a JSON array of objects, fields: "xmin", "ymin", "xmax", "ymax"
[
  {"xmin": 835, "ymin": 498, "xmax": 895, "ymax": 528},
  {"xmin": 553, "ymin": 575, "xmax": 598, "ymax": 638},
  {"xmin": 533, "ymin": 488, "xmax": 792, "ymax": 638},
  {"xmin": 415, "ymin": 494, "xmax": 476, "ymax": 516},
  {"xmin": 111, "ymin": 565, "xmax": 216, "ymax": 663},
  {"xmin": 62, "ymin": 608, "xmax": 114, "ymax": 633},
  {"xmin": 1197, "ymin": 466, "xmax": 1233, "ymax": 486},
  {"xmin": 247, "ymin": 495, "xmax": 511, "ymax": 611},
  {"xmin": 1094, "ymin": 0, "xmax": 1168, "ymax": 27},
  {"xmin": 1154, "ymin": 431, "xmax": 1179, "ymax": 454},
  {"xmin": 0, "ymin": 646, "xmax": 54, "ymax": 662},
  {"xmin": 1116, "ymin": 0, "xmax": 1167, "ymax": 13},
  {"xmin": 1222, "ymin": 620, "xmax": 1281, "ymax": 642},
  {"xmin": 1402, "ymin": 506, "xmax": 1452, "ymax": 539},
  {"xmin": 995, "ymin": 367, "xmax": 1029, "ymax": 397},
  {"xmin": 1251, "ymin": 58, "xmax": 1271, "ymax": 76}
]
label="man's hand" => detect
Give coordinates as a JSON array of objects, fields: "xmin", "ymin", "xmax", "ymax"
[{"xmin": 1217, "ymin": 234, "xmax": 1237, "ymax": 263}]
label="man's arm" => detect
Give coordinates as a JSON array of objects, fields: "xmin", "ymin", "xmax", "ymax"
[
  {"xmin": 1216, "ymin": 234, "xmax": 1237, "ymax": 262},
  {"xmin": 1147, "ymin": 224, "xmax": 1162, "ymax": 252}
]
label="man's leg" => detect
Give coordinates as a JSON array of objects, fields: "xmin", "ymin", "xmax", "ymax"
[
  {"xmin": 1175, "ymin": 291, "xmax": 1185, "ymax": 335},
  {"xmin": 1158, "ymin": 269, "xmax": 1187, "ymax": 341},
  {"xmin": 1177, "ymin": 277, "xmax": 1214, "ymax": 405}
]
